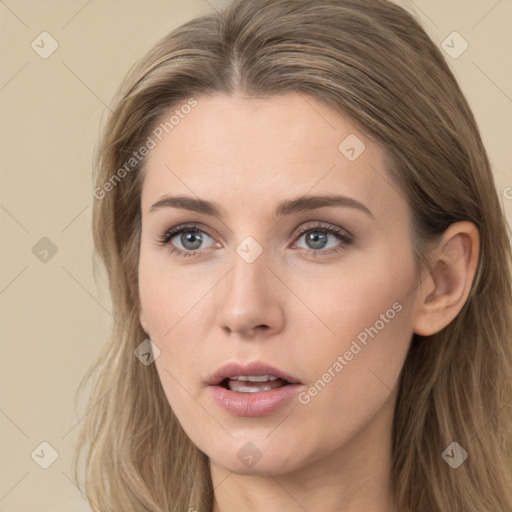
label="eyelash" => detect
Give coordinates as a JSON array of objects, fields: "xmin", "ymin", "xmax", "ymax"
[{"xmin": 156, "ymin": 222, "xmax": 354, "ymax": 258}]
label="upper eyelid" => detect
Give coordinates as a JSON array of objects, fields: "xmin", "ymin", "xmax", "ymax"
[{"xmin": 295, "ymin": 222, "xmax": 352, "ymax": 237}]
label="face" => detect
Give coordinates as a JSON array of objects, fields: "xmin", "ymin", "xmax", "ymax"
[{"xmin": 138, "ymin": 92, "xmax": 422, "ymax": 476}]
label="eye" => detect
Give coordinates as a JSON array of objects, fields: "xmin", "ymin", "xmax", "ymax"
[
  {"xmin": 293, "ymin": 223, "xmax": 353, "ymax": 256},
  {"xmin": 157, "ymin": 222, "xmax": 354, "ymax": 258},
  {"xmin": 157, "ymin": 223, "xmax": 218, "ymax": 258}
]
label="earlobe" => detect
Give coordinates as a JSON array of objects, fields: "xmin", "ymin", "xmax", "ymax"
[
  {"xmin": 413, "ymin": 222, "xmax": 480, "ymax": 336},
  {"xmin": 139, "ymin": 308, "xmax": 149, "ymax": 335}
]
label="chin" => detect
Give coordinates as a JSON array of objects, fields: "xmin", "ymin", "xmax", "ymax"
[{"xmin": 214, "ymin": 453, "xmax": 302, "ymax": 477}]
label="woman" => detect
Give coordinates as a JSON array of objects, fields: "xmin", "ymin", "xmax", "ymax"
[{"xmin": 74, "ymin": 0, "xmax": 512, "ymax": 511}]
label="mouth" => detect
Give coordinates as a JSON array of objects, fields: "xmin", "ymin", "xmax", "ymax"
[
  {"xmin": 206, "ymin": 361, "xmax": 302, "ymax": 390},
  {"xmin": 206, "ymin": 361, "xmax": 304, "ymax": 417}
]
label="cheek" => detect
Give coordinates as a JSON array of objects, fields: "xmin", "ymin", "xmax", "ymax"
[
  {"xmin": 293, "ymin": 251, "xmax": 416, "ymax": 431},
  {"xmin": 296, "ymin": 247, "xmax": 413, "ymax": 365},
  {"xmin": 138, "ymin": 247, "xmax": 210, "ymax": 337},
  {"xmin": 293, "ymin": 243, "xmax": 416, "ymax": 348},
  {"xmin": 138, "ymin": 248, "xmax": 212, "ymax": 406},
  {"xmin": 293, "ymin": 305, "xmax": 412, "ymax": 457}
]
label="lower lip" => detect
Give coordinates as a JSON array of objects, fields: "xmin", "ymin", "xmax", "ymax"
[{"xmin": 207, "ymin": 383, "xmax": 303, "ymax": 417}]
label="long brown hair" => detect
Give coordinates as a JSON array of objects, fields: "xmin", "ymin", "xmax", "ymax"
[{"xmin": 73, "ymin": 1, "xmax": 512, "ymax": 510}]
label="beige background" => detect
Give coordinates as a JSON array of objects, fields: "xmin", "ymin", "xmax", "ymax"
[{"xmin": 0, "ymin": 1, "xmax": 511, "ymax": 510}]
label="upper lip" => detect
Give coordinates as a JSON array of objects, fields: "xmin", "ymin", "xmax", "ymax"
[{"xmin": 205, "ymin": 361, "xmax": 302, "ymax": 386}]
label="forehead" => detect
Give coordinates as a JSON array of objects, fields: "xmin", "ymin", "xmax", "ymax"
[{"xmin": 140, "ymin": 92, "xmax": 404, "ymax": 221}]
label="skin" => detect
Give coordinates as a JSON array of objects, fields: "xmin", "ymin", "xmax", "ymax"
[{"xmin": 138, "ymin": 92, "xmax": 479, "ymax": 512}]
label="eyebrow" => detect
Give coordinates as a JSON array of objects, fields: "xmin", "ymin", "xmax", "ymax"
[{"xmin": 149, "ymin": 194, "xmax": 374, "ymax": 219}]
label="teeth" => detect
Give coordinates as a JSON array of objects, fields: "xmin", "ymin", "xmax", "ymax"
[
  {"xmin": 232, "ymin": 386, "xmax": 273, "ymax": 393},
  {"xmin": 227, "ymin": 378, "xmax": 286, "ymax": 393},
  {"xmin": 230, "ymin": 375, "xmax": 279, "ymax": 382}
]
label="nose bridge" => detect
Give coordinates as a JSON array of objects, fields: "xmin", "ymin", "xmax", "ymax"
[
  {"xmin": 227, "ymin": 238, "xmax": 270, "ymax": 303},
  {"xmin": 215, "ymin": 235, "xmax": 283, "ymax": 334}
]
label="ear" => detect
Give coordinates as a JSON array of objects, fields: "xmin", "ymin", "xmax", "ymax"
[{"xmin": 413, "ymin": 221, "xmax": 480, "ymax": 336}]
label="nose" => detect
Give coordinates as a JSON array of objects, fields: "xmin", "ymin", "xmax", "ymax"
[{"xmin": 215, "ymin": 244, "xmax": 285, "ymax": 338}]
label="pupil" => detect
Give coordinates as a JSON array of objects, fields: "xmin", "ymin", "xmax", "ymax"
[
  {"xmin": 307, "ymin": 231, "xmax": 327, "ymax": 249},
  {"xmin": 182, "ymin": 231, "xmax": 202, "ymax": 250}
]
